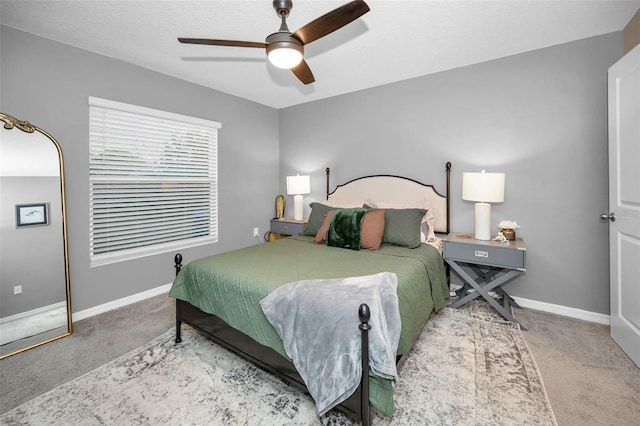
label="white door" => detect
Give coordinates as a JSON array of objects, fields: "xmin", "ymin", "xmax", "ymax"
[{"xmin": 607, "ymin": 44, "xmax": 640, "ymax": 368}]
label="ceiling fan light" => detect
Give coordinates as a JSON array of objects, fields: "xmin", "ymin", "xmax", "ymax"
[{"xmin": 268, "ymin": 46, "xmax": 303, "ymax": 69}]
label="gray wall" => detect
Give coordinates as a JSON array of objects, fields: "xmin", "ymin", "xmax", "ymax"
[
  {"xmin": 280, "ymin": 33, "xmax": 623, "ymax": 315},
  {"xmin": 1, "ymin": 25, "xmax": 280, "ymax": 313},
  {"xmin": 1, "ymin": 25, "xmax": 623, "ymax": 316},
  {"xmin": 0, "ymin": 177, "xmax": 65, "ymax": 317}
]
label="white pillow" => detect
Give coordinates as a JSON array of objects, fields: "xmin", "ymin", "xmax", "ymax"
[{"xmin": 369, "ymin": 199, "xmax": 436, "ymax": 243}]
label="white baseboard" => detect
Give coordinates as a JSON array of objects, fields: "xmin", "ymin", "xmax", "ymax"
[
  {"xmin": 512, "ymin": 296, "xmax": 610, "ymax": 325},
  {"xmin": 72, "ymin": 283, "xmax": 172, "ymax": 322}
]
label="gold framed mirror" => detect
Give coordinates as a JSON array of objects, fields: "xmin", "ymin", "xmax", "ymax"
[{"xmin": 0, "ymin": 112, "xmax": 72, "ymax": 359}]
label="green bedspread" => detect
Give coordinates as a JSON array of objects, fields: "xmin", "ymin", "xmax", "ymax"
[{"xmin": 169, "ymin": 235, "xmax": 449, "ymax": 417}]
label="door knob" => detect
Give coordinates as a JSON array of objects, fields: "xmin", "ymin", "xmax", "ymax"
[{"xmin": 600, "ymin": 211, "xmax": 616, "ymax": 222}]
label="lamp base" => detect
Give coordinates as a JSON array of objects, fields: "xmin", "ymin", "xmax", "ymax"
[
  {"xmin": 474, "ymin": 202, "xmax": 492, "ymax": 240},
  {"xmin": 293, "ymin": 194, "xmax": 304, "ymax": 221}
]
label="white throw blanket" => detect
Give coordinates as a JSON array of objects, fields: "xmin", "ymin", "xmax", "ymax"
[{"xmin": 259, "ymin": 272, "xmax": 401, "ymax": 416}]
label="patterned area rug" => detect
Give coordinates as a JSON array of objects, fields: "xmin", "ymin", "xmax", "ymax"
[{"xmin": 0, "ymin": 307, "xmax": 557, "ymax": 425}]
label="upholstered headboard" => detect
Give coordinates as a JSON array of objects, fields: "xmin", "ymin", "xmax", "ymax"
[{"xmin": 325, "ymin": 162, "xmax": 451, "ymax": 234}]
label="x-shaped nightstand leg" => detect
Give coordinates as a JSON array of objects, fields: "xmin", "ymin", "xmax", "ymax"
[
  {"xmin": 469, "ymin": 265, "xmax": 522, "ymax": 310},
  {"xmin": 446, "ymin": 259, "xmax": 525, "ymax": 329}
]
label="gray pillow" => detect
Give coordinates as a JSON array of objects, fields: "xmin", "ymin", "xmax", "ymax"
[
  {"xmin": 301, "ymin": 202, "xmax": 338, "ymax": 236},
  {"xmin": 381, "ymin": 208, "xmax": 426, "ymax": 248}
]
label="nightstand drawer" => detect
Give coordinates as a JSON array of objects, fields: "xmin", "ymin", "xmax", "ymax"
[
  {"xmin": 270, "ymin": 219, "xmax": 306, "ymax": 236},
  {"xmin": 444, "ymin": 240, "xmax": 526, "ymax": 270}
]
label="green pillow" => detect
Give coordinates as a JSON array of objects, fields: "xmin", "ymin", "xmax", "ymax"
[
  {"xmin": 381, "ymin": 208, "xmax": 426, "ymax": 248},
  {"xmin": 327, "ymin": 208, "xmax": 366, "ymax": 250},
  {"xmin": 301, "ymin": 202, "xmax": 338, "ymax": 236}
]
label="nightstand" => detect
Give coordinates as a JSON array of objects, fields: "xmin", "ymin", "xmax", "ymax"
[
  {"xmin": 270, "ymin": 217, "xmax": 307, "ymax": 237},
  {"xmin": 443, "ymin": 233, "xmax": 527, "ymax": 328}
]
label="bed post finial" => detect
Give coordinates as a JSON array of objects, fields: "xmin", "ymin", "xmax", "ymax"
[
  {"xmin": 326, "ymin": 167, "xmax": 330, "ymax": 200},
  {"xmin": 359, "ymin": 303, "xmax": 371, "ymax": 425},
  {"xmin": 173, "ymin": 253, "xmax": 184, "ymax": 344}
]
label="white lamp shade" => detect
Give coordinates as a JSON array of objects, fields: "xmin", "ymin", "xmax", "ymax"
[
  {"xmin": 462, "ymin": 171, "xmax": 505, "ymax": 203},
  {"xmin": 286, "ymin": 175, "xmax": 310, "ymax": 195}
]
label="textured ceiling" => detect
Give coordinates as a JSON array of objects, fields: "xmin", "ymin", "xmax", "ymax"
[{"xmin": 1, "ymin": 0, "xmax": 639, "ymax": 109}]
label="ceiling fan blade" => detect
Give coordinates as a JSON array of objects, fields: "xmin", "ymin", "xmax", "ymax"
[
  {"xmin": 178, "ymin": 38, "xmax": 266, "ymax": 49},
  {"xmin": 291, "ymin": 0, "xmax": 370, "ymax": 45},
  {"xmin": 291, "ymin": 59, "xmax": 315, "ymax": 85}
]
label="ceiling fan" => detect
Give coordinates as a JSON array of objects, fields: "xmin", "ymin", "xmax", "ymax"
[{"xmin": 178, "ymin": 0, "xmax": 370, "ymax": 85}]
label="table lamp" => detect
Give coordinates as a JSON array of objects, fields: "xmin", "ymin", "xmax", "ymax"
[
  {"xmin": 462, "ymin": 170, "xmax": 505, "ymax": 240},
  {"xmin": 286, "ymin": 174, "xmax": 310, "ymax": 221}
]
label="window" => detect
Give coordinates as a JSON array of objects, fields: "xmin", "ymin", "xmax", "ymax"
[{"xmin": 89, "ymin": 97, "xmax": 220, "ymax": 267}]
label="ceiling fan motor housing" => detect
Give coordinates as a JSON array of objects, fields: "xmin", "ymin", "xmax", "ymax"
[
  {"xmin": 268, "ymin": 0, "xmax": 302, "ymax": 58},
  {"xmin": 266, "ymin": 32, "xmax": 303, "ymax": 54}
]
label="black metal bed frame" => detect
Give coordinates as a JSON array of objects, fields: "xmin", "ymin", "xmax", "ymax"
[
  {"xmin": 174, "ymin": 253, "xmax": 373, "ymax": 423},
  {"xmin": 172, "ymin": 162, "xmax": 452, "ymax": 425}
]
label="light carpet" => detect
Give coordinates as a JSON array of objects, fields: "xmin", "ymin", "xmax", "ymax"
[{"xmin": 0, "ymin": 307, "xmax": 557, "ymax": 426}]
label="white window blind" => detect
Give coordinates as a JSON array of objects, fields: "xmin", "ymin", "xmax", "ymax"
[{"xmin": 89, "ymin": 97, "xmax": 220, "ymax": 267}]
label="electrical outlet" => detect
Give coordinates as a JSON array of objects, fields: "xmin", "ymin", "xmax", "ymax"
[
  {"xmin": 253, "ymin": 227, "xmax": 260, "ymax": 237},
  {"xmin": 14, "ymin": 285, "xmax": 22, "ymax": 295}
]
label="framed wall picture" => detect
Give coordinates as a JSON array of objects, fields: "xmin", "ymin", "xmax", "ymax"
[{"xmin": 16, "ymin": 203, "xmax": 49, "ymax": 227}]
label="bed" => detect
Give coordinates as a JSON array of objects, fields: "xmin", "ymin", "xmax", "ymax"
[{"xmin": 169, "ymin": 163, "xmax": 452, "ymax": 425}]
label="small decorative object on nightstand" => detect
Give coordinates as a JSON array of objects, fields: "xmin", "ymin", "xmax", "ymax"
[
  {"xmin": 443, "ymin": 232, "xmax": 527, "ymax": 329},
  {"xmin": 270, "ymin": 216, "xmax": 308, "ymax": 238},
  {"xmin": 497, "ymin": 220, "xmax": 520, "ymax": 241},
  {"xmin": 275, "ymin": 195, "xmax": 285, "ymax": 219}
]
